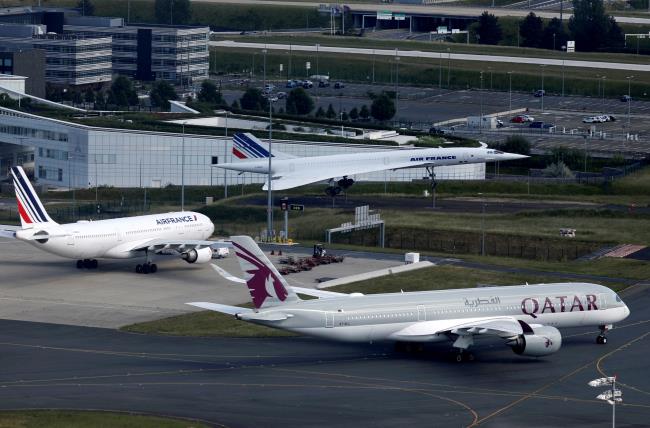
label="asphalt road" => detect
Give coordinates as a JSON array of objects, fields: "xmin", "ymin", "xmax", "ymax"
[
  {"xmin": 0, "ymin": 283, "xmax": 647, "ymax": 427},
  {"xmin": 212, "ymin": 40, "xmax": 650, "ymax": 73}
]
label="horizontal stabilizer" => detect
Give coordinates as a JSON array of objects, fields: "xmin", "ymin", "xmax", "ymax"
[
  {"xmin": 186, "ymin": 301, "xmax": 252, "ymax": 316},
  {"xmin": 0, "ymin": 225, "xmax": 19, "ymax": 239}
]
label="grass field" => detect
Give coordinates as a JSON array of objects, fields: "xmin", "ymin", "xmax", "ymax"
[{"xmin": 0, "ymin": 410, "xmax": 207, "ymax": 428}]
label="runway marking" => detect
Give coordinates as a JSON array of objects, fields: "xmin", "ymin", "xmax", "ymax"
[
  {"xmin": 564, "ymin": 319, "xmax": 650, "ymax": 338},
  {"xmin": 471, "ymin": 330, "xmax": 650, "ymax": 426},
  {"xmin": 596, "ymin": 330, "xmax": 650, "ymax": 396}
]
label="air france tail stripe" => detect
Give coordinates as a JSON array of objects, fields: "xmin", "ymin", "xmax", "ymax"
[
  {"xmin": 233, "ymin": 136, "xmax": 265, "ymax": 159},
  {"xmin": 238, "ymin": 133, "xmax": 271, "ymax": 157},
  {"xmin": 232, "ymin": 147, "xmax": 247, "ymax": 159},
  {"xmin": 233, "ymin": 141, "xmax": 259, "ymax": 159},
  {"xmin": 12, "ymin": 169, "xmax": 47, "ymax": 222},
  {"xmin": 13, "ymin": 177, "xmax": 43, "ymax": 223},
  {"xmin": 15, "ymin": 194, "xmax": 33, "ymax": 224}
]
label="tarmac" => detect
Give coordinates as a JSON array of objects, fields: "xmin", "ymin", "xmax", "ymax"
[
  {"xmin": 0, "ymin": 238, "xmax": 402, "ymax": 328},
  {"xmin": 0, "ymin": 283, "xmax": 647, "ymax": 427}
]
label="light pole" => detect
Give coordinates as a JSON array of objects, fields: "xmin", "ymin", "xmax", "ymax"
[
  {"xmin": 262, "ymin": 48, "xmax": 267, "ymax": 90},
  {"xmin": 316, "ymin": 43, "xmax": 320, "ymax": 78},
  {"xmin": 627, "ymin": 75, "xmax": 633, "ymax": 127},
  {"xmin": 601, "ymin": 75, "xmax": 606, "ymax": 113},
  {"xmin": 395, "ymin": 54, "xmax": 400, "ymax": 119},
  {"xmin": 540, "ymin": 64, "xmax": 546, "ymax": 111},
  {"xmin": 479, "ymin": 71, "xmax": 484, "ymax": 133},
  {"xmin": 224, "ymin": 111, "xmax": 229, "ymax": 198},
  {"xmin": 371, "ymin": 49, "xmax": 375, "ymax": 84},
  {"xmin": 589, "ymin": 376, "xmax": 621, "ymax": 428},
  {"xmin": 438, "ymin": 52, "xmax": 442, "ymax": 89},
  {"xmin": 561, "ymin": 45, "xmax": 566, "ymax": 97},
  {"xmin": 447, "ymin": 47, "xmax": 451, "ymax": 88},
  {"xmin": 479, "ymin": 193, "xmax": 486, "ymax": 256},
  {"xmin": 267, "ymin": 98, "xmax": 274, "ymax": 242},
  {"xmin": 508, "ymin": 71, "xmax": 512, "ymax": 112},
  {"xmin": 181, "ymin": 121, "xmax": 186, "ymax": 211}
]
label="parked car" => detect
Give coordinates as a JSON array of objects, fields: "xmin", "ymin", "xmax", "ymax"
[
  {"xmin": 583, "ymin": 116, "xmax": 601, "ymax": 123},
  {"xmin": 533, "ymin": 89, "xmax": 545, "ymax": 97},
  {"xmin": 605, "ymin": 115, "xmax": 617, "ymax": 122},
  {"xmin": 511, "ymin": 114, "xmax": 534, "ymax": 123},
  {"xmin": 620, "ymin": 95, "xmax": 631, "ymax": 102},
  {"xmin": 286, "ymin": 80, "xmax": 298, "ymax": 88},
  {"xmin": 496, "ymin": 119, "xmax": 504, "ymax": 128},
  {"xmin": 334, "ymin": 81, "xmax": 345, "ymax": 89},
  {"xmin": 276, "ymin": 91, "xmax": 287, "ymax": 99},
  {"xmin": 318, "ymin": 80, "xmax": 330, "ymax": 87},
  {"xmin": 302, "ymin": 80, "xmax": 313, "ymax": 89},
  {"xmin": 529, "ymin": 121, "xmax": 555, "ymax": 129}
]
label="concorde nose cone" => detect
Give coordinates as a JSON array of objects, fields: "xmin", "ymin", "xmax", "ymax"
[{"xmin": 503, "ymin": 153, "xmax": 529, "ymax": 160}]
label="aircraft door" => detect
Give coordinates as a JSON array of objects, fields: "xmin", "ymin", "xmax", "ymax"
[
  {"xmin": 66, "ymin": 233, "xmax": 75, "ymax": 246},
  {"xmin": 417, "ymin": 305, "xmax": 426, "ymax": 321},
  {"xmin": 325, "ymin": 312, "xmax": 334, "ymax": 328}
]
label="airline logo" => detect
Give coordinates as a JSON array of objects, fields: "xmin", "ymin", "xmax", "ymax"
[
  {"xmin": 410, "ymin": 155, "xmax": 457, "ymax": 162},
  {"xmin": 232, "ymin": 133, "xmax": 273, "ymax": 159},
  {"xmin": 521, "ymin": 294, "xmax": 598, "ymax": 318},
  {"xmin": 11, "ymin": 167, "xmax": 51, "ymax": 225},
  {"xmin": 232, "ymin": 240, "xmax": 288, "ymax": 308},
  {"xmin": 156, "ymin": 215, "xmax": 197, "ymax": 225}
]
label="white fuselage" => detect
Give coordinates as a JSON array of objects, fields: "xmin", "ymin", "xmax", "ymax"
[
  {"xmin": 242, "ymin": 283, "xmax": 629, "ymax": 343},
  {"xmin": 15, "ymin": 212, "xmax": 214, "ymax": 260}
]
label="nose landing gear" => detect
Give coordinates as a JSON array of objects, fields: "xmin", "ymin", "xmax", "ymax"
[{"xmin": 596, "ymin": 325, "xmax": 611, "ymax": 344}]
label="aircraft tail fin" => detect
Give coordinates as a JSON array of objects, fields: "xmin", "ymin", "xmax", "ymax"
[
  {"xmin": 232, "ymin": 133, "xmax": 295, "ymax": 160},
  {"xmin": 10, "ymin": 166, "xmax": 57, "ymax": 228},
  {"xmin": 230, "ymin": 235, "xmax": 300, "ymax": 309}
]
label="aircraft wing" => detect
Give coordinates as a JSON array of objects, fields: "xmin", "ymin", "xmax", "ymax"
[
  {"xmin": 391, "ymin": 316, "xmax": 523, "ymax": 341},
  {"xmin": 128, "ymin": 239, "xmax": 232, "ymax": 253},
  {"xmin": 0, "ymin": 225, "xmax": 20, "ymax": 239},
  {"xmin": 210, "ymin": 264, "xmax": 347, "ymax": 298},
  {"xmin": 262, "ymin": 159, "xmax": 425, "ymax": 191},
  {"xmin": 187, "ymin": 302, "xmax": 253, "ymax": 316}
]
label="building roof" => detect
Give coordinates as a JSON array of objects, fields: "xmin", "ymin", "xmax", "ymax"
[{"xmin": 0, "ymin": 73, "xmax": 27, "ymax": 81}]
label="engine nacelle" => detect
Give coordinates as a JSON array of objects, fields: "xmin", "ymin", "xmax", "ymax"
[
  {"xmin": 510, "ymin": 325, "xmax": 562, "ymax": 357},
  {"xmin": 182, "ymin": 247, "xmax": 213, "ymax": 264}
]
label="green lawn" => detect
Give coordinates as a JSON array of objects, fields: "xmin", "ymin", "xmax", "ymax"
[{"xmin": 0, "ymin": 410, "xmax": 207, "ymax": 428}]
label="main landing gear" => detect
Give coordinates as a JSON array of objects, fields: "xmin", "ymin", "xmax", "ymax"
[
  {"xmin": 135, "ymin": 262, "xmax": 157, "ymax": 274},
  {"xmin": 596, "ymin": 325, "xmax": 611, "ymax": 344},
  {"xmin": 452, "ymin": 349, "xmax": 475, "ymax": 363},
  {"xmin": 76, "ymin": 259, "xmax": 98, "ymax": 269}
]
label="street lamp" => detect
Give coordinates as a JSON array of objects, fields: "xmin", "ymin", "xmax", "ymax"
[
  {"xmin": 446, "ymin": 47, "xmax": 451, "ymax": 87},
  {"xmin": 479, "ymin": 193, "xmax": 486, "ymax": 256},
  {"xmin": 224, "ymin": 111, "xmax": 229, "ymax": 198},
  {"xmin": 561, "ymin": 45, "xmax": 566, "ymax": 97},
  {"xmin": 395, "ymin": 53, "xmax": 400, "ymax": 119},
  {"xmin": 479, "ymin": 71, "xmax": 484, "ymax": 133},
  {"xmin": 262, "ymin": 48, "xmax": 267, "ymax": 90},
  {"xmin": 601, "ymin": 75, "xmax": 606, "ymax": 113},
  {"xmin": 507, "ymin": 71, "xmax": 513, "ymax": 112},
  {"xmin": 181, "ymin": 121, "xmax": 186, "ymax": 212},
  {"xmin": 626, "ymin": 75, "xmax": 633, "ymax": 127},
  {"xmin": 266, "ymin": 98, "xmax": 274, "ymax": 242},
  {"xmin": 589, "ymin": 376, "xmax": 621, "ymax": 428},
  {"xmin": 540, "ymin": 64, "xmax": 546, "ymax": 111}
]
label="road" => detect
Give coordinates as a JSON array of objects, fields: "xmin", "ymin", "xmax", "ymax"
[
  {"xmin": 196, "ymin": 0, "xmax": 650, "ymax": 25},
  {"xmin": 211, "ymin": 40, "xmax": 650, "ymax": 73}
]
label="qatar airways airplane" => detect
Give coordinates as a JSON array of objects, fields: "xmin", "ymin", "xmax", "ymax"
[
  {"xmin": 190, "ymin": 236, "xmax": 630, "ymax": 361},
  {"xmin": 216, "ymin": 133, "xmax": 527, "ymax": 194},
  {"xmin": 0, "ymin": 166, "xmax": 217, "ymax": 274}
]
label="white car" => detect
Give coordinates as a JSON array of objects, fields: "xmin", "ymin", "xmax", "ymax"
[
  {"xmin": 583, "ymin": 116, "xmax": 600, "ymax": 123},
  {"xmin": 212, "ymin": 247, "xmax": 230, "ymax": 259}
]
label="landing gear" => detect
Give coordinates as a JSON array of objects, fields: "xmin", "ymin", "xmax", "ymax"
[
  {"xmin": 426, "ymin": 166, "xmax": 437, "ymax": 209},
  {"xmin": 135, "ymin": 262, "xmax": 157, "ymax": 274},
  {"xmin": 394, "ymin": 342, "xmax": 425, "ymax": 354},
  {"xmin": 76, "ymin": 259, "xmax": 98, "ymax": 269},
  {"xmin": 596, "ymin": 324, "xmax": 611, "ymax": 345},
  {"xmin": 453, "ymin": 349, "xmax": 475, "ymax": 363}
]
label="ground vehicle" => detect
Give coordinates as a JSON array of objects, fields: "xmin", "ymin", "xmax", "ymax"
[
  {"xmin": 529, "ymin": 121, "xmax": 554, "ymax": 129},
  {"xmin": 318, "ymin": 80, "xmax": 330, "ymax": 88},
  {"xmin": 302, "ymin": 80, "xmax": 313, "ymax": 89},
  {"xmin": 276, "ymin": 91, "xmax": 287, "ymax": 99},
  {"xmin": 496, "ymin": 119, "xmax": 504, "ymax": 128},
  {"xmin": 334, "ymin": 82, "xmax": 345, "ymax": 89},
  {"xmin": 583, "ymin": 116, "xmax": 606, "ymax": 123},
  {"xmin": 621, "ymin": 95, "xmax": 631, "ymax": 102},
  {"xmin": 286, "ymin": 80, "xmax": 298, "ymax": 88},
  {"xmin": 534, "ymin": 90, "xmax": 545, "ymax": 97},
  {"xmin": 511, "ymin": 114, "xmax": 534, "ymax": 123}
]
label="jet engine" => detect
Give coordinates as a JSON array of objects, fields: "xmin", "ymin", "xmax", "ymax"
[
  {"xmin": 337, "ymin": 177, "xmax": 355, "ymax": 189},
  {"xmin": 509, "ymin": 325, "xmax": 562, "ymax": 357},
  {"xmin": 182, "ymin": 247, "xmax": 213, "ymax": 264}
]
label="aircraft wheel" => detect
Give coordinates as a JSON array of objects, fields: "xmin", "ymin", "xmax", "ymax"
[
  {"xmin": 136, "ymin": 264, "xmax": 143, "ymax": 274},
  {"xmin": 596, "ymin": 335, "xmax": 607, "ymax": 345},
  {"xmin": 455, "ymin": 354, "xmax": 463, "ymax": 363},
  {"xmin": 150, "ymin": 263, "xmax": 158, "ymax": 273},
  {"xmin": 142, "ymin": 263, "xmax": 150, "ymax": 274},
  {"xmin": 76, "ymin": 260, "xmax": 83, "ymax": 269},
  {"xmin": 466, "ymin": 353, "xmax": 475, "ymax": 362},
  {"xmin": 91, "ymin": 259, "xmax": 98, "ymax": 269},
  {"xmin": 82, "ymin": 259, "xmax": 91, "ymax": 268}
]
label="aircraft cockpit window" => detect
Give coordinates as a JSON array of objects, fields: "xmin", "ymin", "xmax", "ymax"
[
  {"xmin": 494, "ymin": 150, "xmax": 504, "ymax": 154},
  {"xmin": 615, "ymin": 294, "xmax": 622, "ymax": 303}
]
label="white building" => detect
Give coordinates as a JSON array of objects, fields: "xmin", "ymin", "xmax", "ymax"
[{"xmin": 0, "ymin": 107, "xmax": 484, "ymax": 189}]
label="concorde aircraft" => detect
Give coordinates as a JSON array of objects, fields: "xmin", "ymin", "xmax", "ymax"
[
  {"xmin": 0, "ymin": 166, "xmax": 217, "ymax": 274},
  {"xmin": 189, "ymin": 236, "xmax": 630, "ymax": 361},
  {"xmin": 216, "ymin": 133, "xmax": 527, "ymax": 194}
]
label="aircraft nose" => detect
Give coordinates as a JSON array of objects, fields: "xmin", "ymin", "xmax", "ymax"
[
  {"xmin": 504, "ymin": 153, "xmax": 529, "ymax": 160},
  {"xmin": 623, "ymin": 304, "xmax": 630, "ymax": 319}
]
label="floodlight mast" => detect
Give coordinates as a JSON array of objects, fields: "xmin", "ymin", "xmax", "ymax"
[{"xmin": 589, "ymin": 376, "xmax": 620, "ymax": 428}]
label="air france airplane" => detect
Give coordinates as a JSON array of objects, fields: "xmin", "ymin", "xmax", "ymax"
[
  {"xmin": 216, "ymin": 133, "xmax": 528, "ymax": 195},
  {"xmin": 0, "ymin": 166, "xmax": 216, "ymax": 274},
  {"xmin": 190, "ymin": 236, "xmax": 630, "ymax": 361}
]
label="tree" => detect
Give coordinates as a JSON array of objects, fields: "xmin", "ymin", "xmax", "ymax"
[
  {"xmin": 341, "ymin": 111, "xmax": 349, "ymax": 121},
  {"xmin": 500, "ymin": 136, "xmax": 531, "ymax": 156},
  {"xmin": 370, "ymin": 93, "xmax": 395, "ymax": 122},
  {"xmin": 197, "ymin": 80, "xmax": 223, "ymax": 104},
  {"xmin": 240, "ymin": 88, "xmax": 267, "ymax": 111},
  {"xmin": 77, "ymin": 0, "xmax": 95, "ymax": 16},
  {"xmin": 231, "ymin": 99, "xmax": 240, "ymax": 109},
  {"xmin": 519, "ymin": 13, "xmax": 543, "ymax": 48},
  {"xmin": 285, "ymin": 99, "xmax": 297, "ymax": 115},
  {"xmin": 476, "ymin": 12, "xmax": 502, "ymax": 45},
  {"xmin": 349, "ymin": 107, "xmax": 359, "ymax": 120},
  {"xmin": 541, "ymin": 18, "xmax": 567, "ymax": 50},
  {"xmin": 94, "ymin": 91, "xmax": 105, "ymax": 109},
  {"xmin": 325, "ymin": 103, "xmax": 336, "ymax": 119},
  {"xmin": 359, "ymin": 104, "xmax": 370, "ymax": 120},
  {"xmin": 149, "ymin": 80, "xmax": 178, "ymax": 110},
  {"xmin": 285, "ymin": 87, "xmax": 314, "ymax": 115},
  {"xmin": 314, "ymin": 106, "xmax": 325, "ymax": 118},
  {"xmin": 155, "ymin": 0, "xmax": 192, "ymax": 25},
  {"xmin": 569, "ymin": 0, "xmax": 618, "ymax": 51},
  {"xmin": 71, "ymin": 90, "xmax": 83, "ymax": 106},
  {"xmin": 84, "ymin": 88, "xmax": 95, "ymax": 105},
  {"xmin": 111, "ymin": 76, "xmax": 137, "ymax": 108}
]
